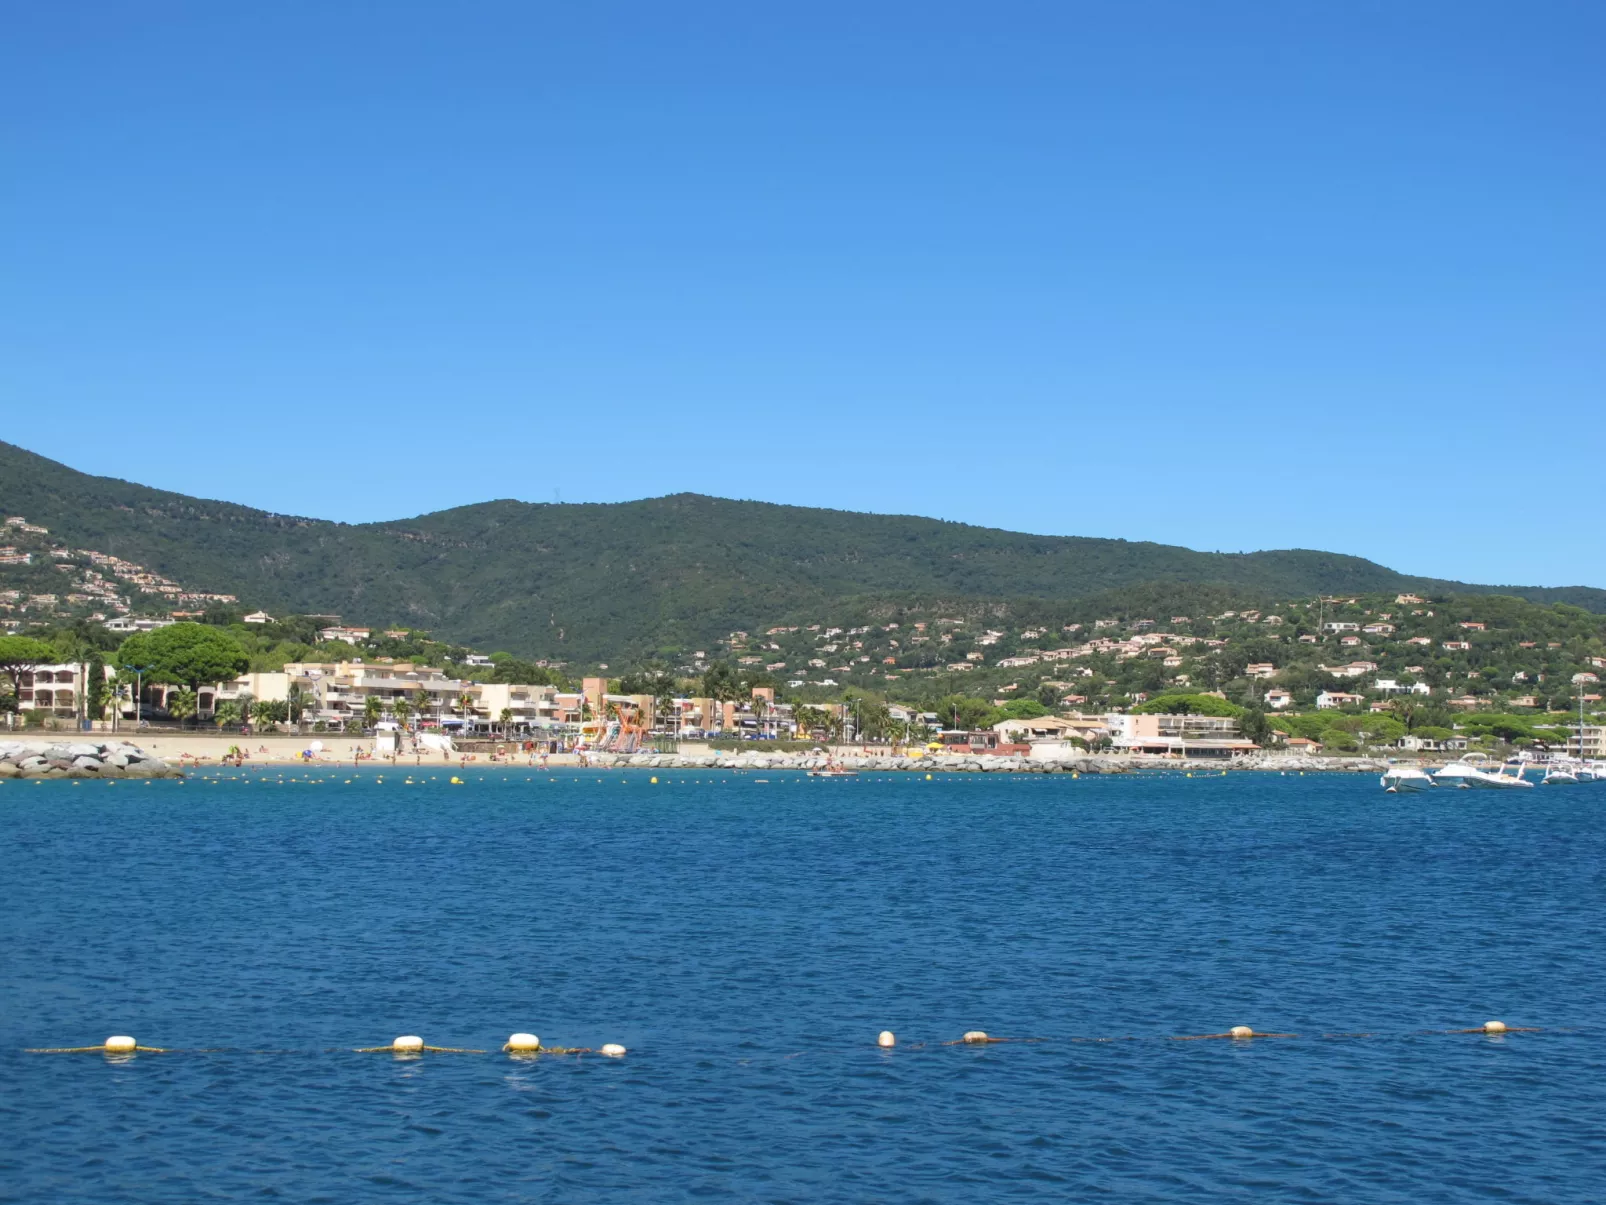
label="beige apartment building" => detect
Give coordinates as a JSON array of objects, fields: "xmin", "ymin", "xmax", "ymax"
[
  {"xmin": 13, "ymin": 664, "xmax": 89, "ymax": 719},
  {"xmin": 1569, "ymin": 725, "xmax": 1605, "ymax": 759},
  {"xmin": 281, "ymin": 661, "xmax": 465, "ymax": 725}
]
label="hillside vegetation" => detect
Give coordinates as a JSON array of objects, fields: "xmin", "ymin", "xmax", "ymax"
[{"xmin": 2, "ymin": 440, "xmax": 1601, "ymax": 661}]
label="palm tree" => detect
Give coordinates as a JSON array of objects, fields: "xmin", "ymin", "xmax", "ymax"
[
  {"xmin": 392, "ymin": 697, "xmax": 412, "ymax": 730},
  {"xmin": 167, "ymin": 689, "xmax": 199, "ymax": 727},
  {"xmin": 499, "ymin": 707, "xmax": 513, "ymax": 737},
  {"xmin": 413, "ymin": 688, "xmax": 432, "ymax": 728},
  {"xmin": 362, "ymin": 694, "xmax": 383, "ymax": 730}
]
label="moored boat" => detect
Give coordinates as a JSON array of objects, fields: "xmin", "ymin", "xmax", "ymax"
[
  {"xmin": 1541, "ymin": 757, "xmax": 1582, "ymax": 785},
  {"xmin": 1381, "ymin": 766, "xmax": 1435, "ymax": 793},
  {"xmin": 1433, "ymin": 760, "xmax": 1535, "ymax": 790}
]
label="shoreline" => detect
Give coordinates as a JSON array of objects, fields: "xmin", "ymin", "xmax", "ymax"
[{"xmin": 105, "ymin": 732, "xmax": 1400, "ymax": 775}]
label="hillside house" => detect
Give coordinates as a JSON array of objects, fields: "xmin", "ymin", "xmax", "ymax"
[
  {"xmin": 1398, "ymin": 733, "xmax": 1468, "ymax": 752},
  {"xmin": 319, "ymin": 626, "xmax": 372, "ymax": 645},
  {"xmin": 1323, "ymin": 661, "xmax": 1378, "ymax": 679},
  {"xmin": 1316, "ymin": 691, "xmax": 1364, "ymax": 710}
]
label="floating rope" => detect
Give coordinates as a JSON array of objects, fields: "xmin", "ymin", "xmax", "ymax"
[
  {"xmin": 25, "ymin": 1022, "xmax": 1551, "ymax": 1057},
  {"xmin": 354, "ymin": 1044, "xmax": 485, "ymax": 1053},
  {"xmin": 27, "ymin": 1044, "xmax": 169, "ymax": 1054}
]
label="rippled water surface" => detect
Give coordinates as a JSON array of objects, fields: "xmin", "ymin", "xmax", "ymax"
[{"xmin": 3, "ymin": 768, "xmax": 1604, "ymax": 1202}]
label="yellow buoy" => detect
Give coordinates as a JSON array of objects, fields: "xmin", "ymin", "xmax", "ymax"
[
  {"xmin": 104, "ymin": 1035, "xmax": 137, "ymax": 1054},
  {"xmin": 392, "ymin": 1035, "xmax": 424, "ymax": 1053},
  {"xmin": 599, "ymin": 1043, "xmax": 627, "ymax": 1057},
  {"xmin": 504, "ymin": 1032, "xmax": 541, "ymax": 1052},
  {"xmin": 1483, "ymin": 1020, "xmax": 1507, "ymax": 1034},
  {"xmin": 650, "ymin": 777, "xmax": 658, "ymax": 784},
  {"xmin": 878, "ymin": 1030, "xmax": 896, "ymax": 1048},
  {"xmin": 1229, "ymin": 1026, "xmax": 1254, "ymax": 1039},
  {"xmin": 450, "ymin": 776, "xmax": 463, "ymax": 784}
]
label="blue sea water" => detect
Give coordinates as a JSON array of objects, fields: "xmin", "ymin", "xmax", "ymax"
[{"xmin": 2, "ymin": 767, "xmax": 1604, "ymax": 1203}]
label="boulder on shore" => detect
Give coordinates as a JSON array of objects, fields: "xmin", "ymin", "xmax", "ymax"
[{"xmin": 0, "ymin": 739, "xmax": 182, "ymax": 780}]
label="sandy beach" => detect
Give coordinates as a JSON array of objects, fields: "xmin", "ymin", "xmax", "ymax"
[{"xmin": 125, "ymin": 731, "xmax": 549, "ymax": 767}]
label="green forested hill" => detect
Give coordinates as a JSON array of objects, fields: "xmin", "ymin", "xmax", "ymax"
[{"xmin": 2, "ymin": 440, "xmax": 1601, "ymax": 660}]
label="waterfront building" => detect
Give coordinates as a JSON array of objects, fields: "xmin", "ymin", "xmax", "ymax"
[
  {"xmin": 1568, "ymin": 725, "xmax": 1604, "ymax": 759},
  {"xmin": 1103, "ymin": 712, "xmax": 1256, "ymax": 758},
  {"xmin": 13, "ymin": 664, "xmax": 87, "ymax": 719}
]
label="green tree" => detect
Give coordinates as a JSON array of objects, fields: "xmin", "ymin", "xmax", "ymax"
[
  {"xmin": 499, "ymin": 706, "xmax": 513, "ymax": 735},
  {"xmin": 255, "ymin": 699, "xmax": 289, "ymax": 727},
  {"xmin": 213, "ymin": 701, "xmax": 243, "ymax": 728},
  {"xmin": 392, "ymin": 697, "xmax": 412, "ymax": 729},
  {"xmin": 166, "ymin": 689, "xmax": 199, "ymax": 724},
  {"xmin": 794, "ymin": 704, "xmax": 828, "ymax": 738},
  {"xmin": 1239, "ymin": 706, "xmax": 1273, "ymax": 746},
  {"xmin": 413, "ymin": 688, "xmax": 432, "ymax": 725},
  {"xmin": 1132, "ymin": 693, "xmax": 1247, "ymax": 718},
  {"xmin": 701, "ymin": 662, "xmax": 741, "ymax": 701},
  {"xmin": 1319, "ymin": 728, "xmax": 1359, "ymax": 752},
  {"xmin": 935, "ymin": 694, "xmax": 994, "ymax": 730},
  {"xmin": 362, "ymin": 695, "xmax": 383, "ymax": 729},
  {"xmin": 855, "ymin": 698, "xmax": 891, "ymax": 742},
  {"xmin": 86, "ymin": 654, "xmax": 109, "ymax": 721},
  {"xmin": 116, "ymin": 624, "xmax": 248, "ymax": 694},
  {"xmin": 0, "ymin": 635, "xmax": 57, "ymax": 703},
  {"xmin": 991, "ymin": 698, "xmax": 1049, "ymax": 722}
]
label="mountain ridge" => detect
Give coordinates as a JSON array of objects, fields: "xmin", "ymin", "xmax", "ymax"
[{"xmin": 2, "ymin": 440, "xmax": 1601, "ymax": 659}]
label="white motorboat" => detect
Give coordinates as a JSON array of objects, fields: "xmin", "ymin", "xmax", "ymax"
[
  {"xmin": 1541, "ymin": 758, "xmax": 1583, "ymax": 785},
  {"xmin": 1433, "ymin": 760, "xmax": 1534, "ymax": 790},
  {"xmin": 1381, "ymin": 766, "xmax": 1435, "ymax": 793}
]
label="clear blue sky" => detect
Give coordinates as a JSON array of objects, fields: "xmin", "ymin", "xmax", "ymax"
[{"xmin": 4, "ymin": 2, "xmax": 1601, "ymax": 586}]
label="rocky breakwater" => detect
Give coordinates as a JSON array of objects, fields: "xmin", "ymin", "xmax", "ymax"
[{"xmin": 0, "ymin": 739, "xmax": 183, "ymax": 780}]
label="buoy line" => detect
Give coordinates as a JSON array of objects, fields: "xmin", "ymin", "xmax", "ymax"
[{"xmin": 25, "ymin": 1021, "xmax": 1543, "ymax": 1056}]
